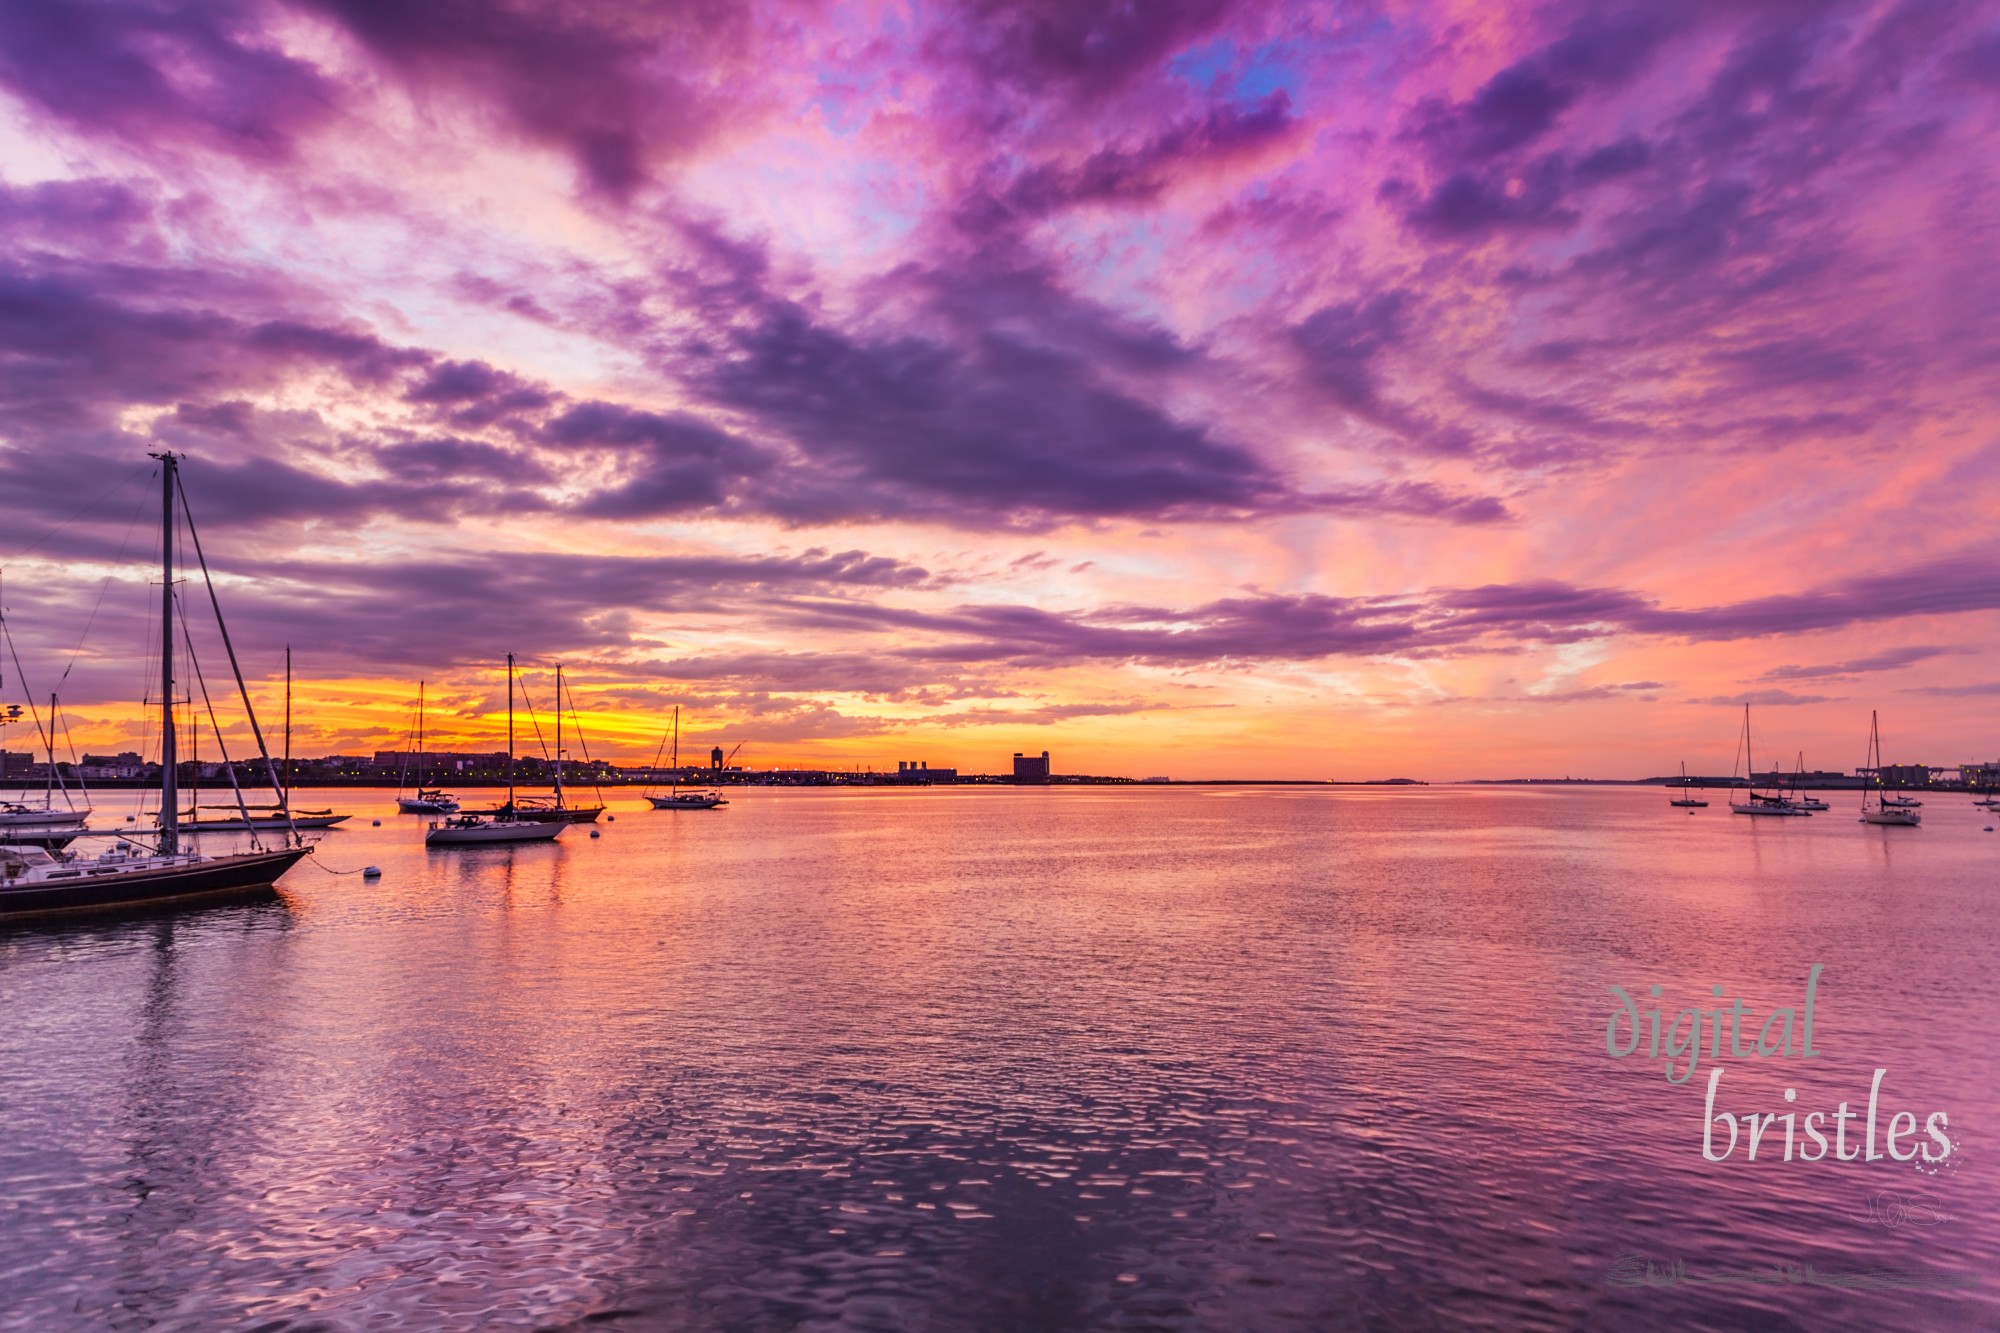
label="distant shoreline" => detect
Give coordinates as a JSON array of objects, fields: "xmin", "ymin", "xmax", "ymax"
[{"xmin": 9, "ymin": 775, "xmax": 1978, "ymax": 793}]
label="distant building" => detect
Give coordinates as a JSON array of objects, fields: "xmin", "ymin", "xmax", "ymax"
[
  {"xmin": 78, "ymin": 752, "xmax": 148, "ymax": 780},
  {"xmin": 1868, "ymin": 763, "xmax": 1935, "ymax": 789},
  {"xmin": 0, "ymin": 750, "xmax": 33, "ymax": 778},
  {"xmin": 896, "ymin": 761, "xmax": 957, "ymax": 784},
  {"xmin": 1013, "ymin": 750, "xmax": 1051, "ymax": 784},
  {"xmin": 1961, "ymin": 761, "xmax": 2000, "ymax": 789},
  {"xmin": 711, "ymin": 746, "xmax": 725, "ymax": 771}
]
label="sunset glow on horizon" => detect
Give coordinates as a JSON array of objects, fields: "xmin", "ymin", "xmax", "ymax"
[{"xmin": 2, "ymin": 0, "xmax": 1996, "ymax": 780}]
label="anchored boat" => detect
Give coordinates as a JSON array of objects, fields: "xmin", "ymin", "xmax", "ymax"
[{"xmin": 2, "ymin": 453, "xmax": 310, "ymax": 920}]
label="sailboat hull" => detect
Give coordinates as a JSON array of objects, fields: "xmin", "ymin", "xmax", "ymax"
[
  {"xmin": 0, "ymin": 825, "xmax": 86, "ymax": 848},
  {"xmin": 0, "ymin": 847, "xmax": 310, "ymax": 920},
  {"xmin": 397, "ymin": 798, "xmax": 458, "ymax": 814},
  {"xmin": 0, "ymin": 809, "xmax": 89, "ymax": 829},
  {"xmin": 1730, "ymin": 801, "xmax": 1811, "ymax": 816},
  {"xmin": 425, "ymin": 819, "xmax": 566, "ymax": 845},
  {"xmin": 472, "ymin": 803, "xmax": 604, "ymax": 824},
  {"xmin": 648, "ymin": 794, "xmax": 727, "ymax": 809},
  {"xmin": 174, "ymin": 814, "xmax": 350, "ymax": 832}
]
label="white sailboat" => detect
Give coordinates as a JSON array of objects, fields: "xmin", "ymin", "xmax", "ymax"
[
  {"xmin": 1786, "ymin": 753, "xmax": 1830, "ymax": 811},
  {"xmin": 425, "ymin": 655, "xmax": 564, "ymax": 845},
  {"xmin": 645, "ymin": 706, "xmax": 727, "ymax": 810},
  {"xmin": 167, "ymin": 646, "xmax": 350, "ymax": 832},
  {"xmin": 1860, "ymin": 711, "xmax": 1921, "ymax": 826},
  {"xmin": 1729, "ymin": 705, "xmax": 1811, "ymax": 816},
  {"xmin": 0, "ymin": 697, "xmax": 91, "ymax": 844},
  {"xmin": 473, "ymin": 665, "xmax": 604, "ymax": 823},
  {"xmin": 396, "ymin": 681, "xmax": 459, "ymax": 813}
]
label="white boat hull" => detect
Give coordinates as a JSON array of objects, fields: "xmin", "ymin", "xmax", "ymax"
[
  {"xmin": 1860, "ymin": 809, "xmax": 1921, "ymax": 826},
  {"xmin": 647, "ymin": 793, "xmax": 727, "ymax": 809},
  {"xmin": 425, "ymin": 818, "xmax": 566, "ymax": 845},
  {"xmin": 1730, "ymin": 801, "xmax": 1811, "ymax": 816},
  {"xmin": 0, "ymin": 808, "xmax": 89, "ymax": 829}
]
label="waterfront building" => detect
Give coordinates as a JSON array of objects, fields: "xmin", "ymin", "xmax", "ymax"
[{"xmin": 1013, "ymin": 751, "xmax": 1051, "ymax": 784}]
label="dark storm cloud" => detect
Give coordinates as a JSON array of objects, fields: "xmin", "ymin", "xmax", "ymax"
[
  {"xmin": 1410, "ymin": 11, "xmax": 1675, "ymax": 163},
  {"xmin": 1396, "ymin": 158, "xmax": 1581, "ymax": 240},
  {"xmin": 404, "ymin": 359, "xmax": 555, "ymax": 428},
  {"xmin": 699, "ymin": 300, "xmax": 1292, "ymax": 526},
  {"xmin": 1629, "ymin": 558, "xmax": 2000, "ymax": 640},
  {"xmin": 944, "ymin": 0, "xmax": 1238, "ymax": 101},
  {"xmin": 293, "ymin": 0, "xmax": 764, "ymax": 198},
  {"xmin": 745, "ymin": 550, "xmax": 2000, "ymax": 671},
  {"xmin": 2, "ymin": 543, "xmax": 944, "ymax": 707},
  {"xmin": 1686, "ymin": 690, "xmax": 1843, "ymax": 706},
  {"xmin": 1756, "ymin": 646, "xmax": 1960, "ymax": 682},
  {"xmin": 0, "ymin": 0, "xmax": 335, "ymax": 160},
  {"xmin": 0, "ymin": 221, "xmax": 1511, "ymax": 537},
  {"xmin": 995, "ymin": 92, "xmax": 1296, "ymax": 219},
  {"xmin": 544, "ymin": 401, "xmax": 776, "ymax": 518}
]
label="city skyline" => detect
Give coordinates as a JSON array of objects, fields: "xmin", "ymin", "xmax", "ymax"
[{"xmin": 2, "ymin": 1, "xmax": 1997, "ymax": 780}]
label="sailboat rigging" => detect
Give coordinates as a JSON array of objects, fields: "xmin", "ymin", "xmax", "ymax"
[
  {"xmin": 1860, "ymin": 711, "xmax": 1922, "ymax": 826},
  {"xmin": 1669, "ymin": 760, "xmax": 1707, "ymax": 808},
  {"xmin": 2, "ymin": 452, "xmax": 311, "ymax": 919},
  {"xmin": 475, "ymin": 664, "xmax": 605, "ymax": 823},
  {"xmin": 166, "ymin": 646, "xmax": 349, "ymax": 832},
  {"xmin": 397, "ymin": 681, "xmax": 459, "ymax": 813},
  {"xmin": 1728, "ymin": 704, "xmax": 1811, "ymax": 817},
  {"xmin": 425, "ymin": 654, "xmax": 565, "ymax": 845},
  {"xmin": 646, "ymin": 705, "xmax": 727, "ymax": 809}
]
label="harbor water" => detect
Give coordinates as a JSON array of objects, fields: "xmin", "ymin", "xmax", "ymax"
[{"xmin": 1, "ymin": 785, "xmax": 1994, "ymax": 1330}]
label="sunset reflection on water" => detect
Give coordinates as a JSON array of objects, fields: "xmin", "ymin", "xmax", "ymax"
[{"xmin": 2, "ymin": 785, "xmax": 1994, "ymax": 1330}]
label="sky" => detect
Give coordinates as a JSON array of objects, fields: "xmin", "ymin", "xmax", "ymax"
[{"xmin": 0, "ymin": 0, "xmax": 1996, "ymax": 781}]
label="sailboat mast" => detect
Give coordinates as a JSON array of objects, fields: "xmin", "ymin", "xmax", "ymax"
[
  {"xmin": 157, "ymin": 452, "xmax": 179, "ymax": 855},
  {"xmin": 554, "ymin": 664, "xmax": 563, "ymax": 806},
  {"xmin": 506, "ymin": 653, "xmax": 516, "ymax": 809},
  {"xmin": 1744, "ymin": 704, "xmax": 1753, "ymax": 795},
  {"xmin": 283, "ymin": 645, "xmax": 291, "ymax": 800},
  {"xmin": 417, "ymin": 681, "xmax": 426, "ymax": 788},
  {"xmin": 1867, "ymin": 710, "xmax": 1880, "ymax": 812},
  {"xmin": 672, "ymin": 705, "xmax": 680, "ymax": 796}
]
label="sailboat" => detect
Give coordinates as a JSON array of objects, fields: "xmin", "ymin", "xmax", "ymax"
[
  {"xmin": 474, "ymin": 664, "xmax": 604, "ymax": 823},
  {"xmin": 1860, "ymin": 711, "xmax": 1921, "ymax": 826},
  {"xmin": 1729, "ymin": 705, "xmax": 1811, "ymax": 816},
  {"xmin": 1669, "ymin": 761, "xmax": 1708, "ymax": 808},
  {"xmin": 0, "ymin": 693, "xmax": 92, "ymax": 845},
  {"xmin": 1786, "ymin": 752, "xmax": 1830, "ymax": 811},
  {"xmin": 646, "ymin": 707, "xmax": 727, "ymax": 809},
  {"xmin": 396, "ymin": 681, "xmax": 459, "ymax": 813},
  {"xmin": 425, "ymin": 655, "xmax": 565, "ymax": 845},
  {"xmin": 165, "ymin": 646, "xmax": 349, "ymax": 831},
  {"xmin": 1, "ymin": 453, "xmax": 311, "ymax": 919},
  {"xmin": 0, "ymin": 605, "xmax": 94, "ymax": 838}
]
